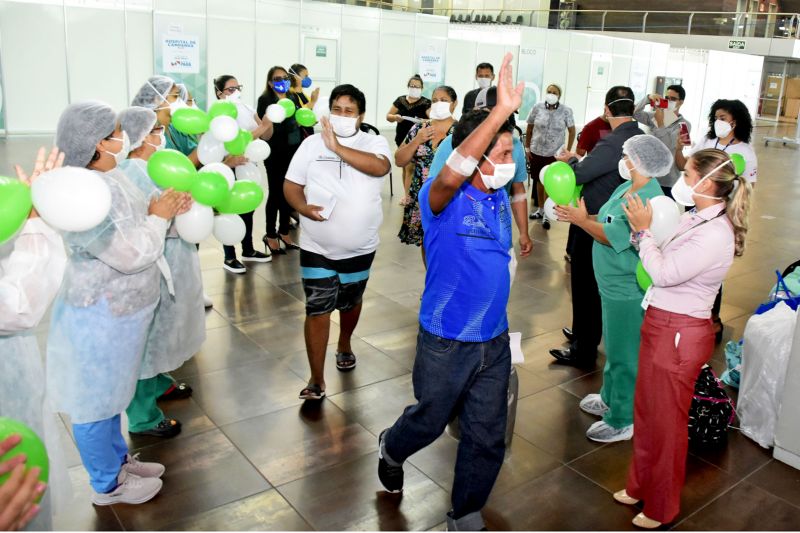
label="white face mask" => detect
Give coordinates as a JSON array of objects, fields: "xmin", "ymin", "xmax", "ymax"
[
  {"xmin": 618, "ymin": 158, "xmax": 634, "ymax": 181},
  {"xmin": 479, "ymin": 154, "xmax": 516, "ymax": 190},
  {"xmin": 329, "ymin": 114, "xmax": 358, "ymax": 137},
  {"xmin": 430, "ymin": 101, "xmax": 452, "ymax": 120},
  {"xmin": 408, "ymin": 87, "xmax": 422, "ymax": 99},
  {"xmin": 226, "ymin": 90, "xmax": 242, "ymax": 103},
  {"xmin": 544, "ymin": 93, "xmax": 559, "ymax": 105},
  {"xmin": 671, "ymin": 160, "xmax": 728, "ymax": 207},
  {"xmin": 146, "ymin": 133, "xmax": 166, "ymax": 151},
  {"xmin": 714, "ymin": 119, "xmax": 732, "ymax": 139},
  {"xmin": 667, "ymin": 100, "xmax": 678, "ymax": 111},
  {"xmin": 105, "ymin": 131, "xmax": 131, "ymax": 165},
  {"xmin": 477, "ymin": 77, "xmax": 492, "ymax": 89}
]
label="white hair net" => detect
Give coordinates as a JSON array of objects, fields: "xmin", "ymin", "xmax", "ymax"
[
  {"xmin": 55, "ymin": 101, "xmax": 117, "ymax": 168},
  {"xmin": 622, "ymin": 134, "xmax": 675, "ymax": 178},
  {"xmin": 119, "ymin": 107, "xmax": 157, "ymax": 151},
  {"xmin": 177, "ymin": 83, "xmax": 190, "ymax": 102},
  {"xmin": 131, "ymin": 75, "xmax": 175, "ymax": 109}
]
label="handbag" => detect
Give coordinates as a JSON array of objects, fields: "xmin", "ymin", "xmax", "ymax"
[{"xmin": 688, "ymin": 364, "xmax": 736, "ymax": 448}]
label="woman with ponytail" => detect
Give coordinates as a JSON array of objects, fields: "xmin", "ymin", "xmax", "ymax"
[{"xmin": 613, "ymin": 148, "xmax": 750, "ymax": 529}]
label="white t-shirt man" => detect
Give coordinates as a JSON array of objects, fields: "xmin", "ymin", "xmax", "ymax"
[
  {"xmin": 285, "ymin": 131, "xmax": 392, "ymax": 260},
  {"xmin": 690, "ymin": 137, "xmax": 758, "ymax": 183}
]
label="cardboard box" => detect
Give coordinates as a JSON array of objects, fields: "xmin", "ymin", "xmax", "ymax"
[
  {"xmin": 784, "ymin": 97, "xmax": 800, "ymax": 119},
  {"xmin": 784, "ymin": 77, "xmax": 800, "ymax": 99},
  {"xmin": 765, "ymin": 75, "xmax": 784, "ymax": 98},
  {"xmin": 762, "ymin": 98, "xmax": 781, "ymax": 116}
]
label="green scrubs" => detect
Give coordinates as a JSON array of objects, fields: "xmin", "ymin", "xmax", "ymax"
[
  {"xmin": 592, "ymin": 179, "xmax": 663, "ymax": 429},
  {"xmin": 125, "ymin": 124, "xmax": 197, "ymax": 432}
]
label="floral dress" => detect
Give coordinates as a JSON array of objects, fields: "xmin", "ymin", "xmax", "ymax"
[{"xmin": 398, "ymin": 123, "xmax": 454, "ymax": 246}]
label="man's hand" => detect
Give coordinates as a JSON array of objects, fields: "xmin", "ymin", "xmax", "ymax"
[
  {"xmin": 223, "ymin": 155, "xmax": 248, "ymax": 168},
  {"xmin": 301, "ymin": 204, "xmax": 326, "ymax": 222},
  {"xmin": 519, "ymin": 233, "xmax": 533, "ymax": 257},
  {"xmin": 493, "ymin": 53, "xmax": 524, "ymax": 118},
  {"xmin": 320, "ymin": 116, "xmax": 341, "ymax": 154},
  {"xmin": 555, "ymin": 150, "xmax": 577, "ymax": 162}
]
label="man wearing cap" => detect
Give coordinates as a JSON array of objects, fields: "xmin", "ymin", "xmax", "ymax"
[{"xmin": 548, "ymin": 86, "xmax": 645, "ymax": 369}]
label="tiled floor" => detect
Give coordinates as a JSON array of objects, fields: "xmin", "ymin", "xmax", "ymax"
[{"xmin": 2, "ymin": 121, "xmax": 800, "ymax": 531}]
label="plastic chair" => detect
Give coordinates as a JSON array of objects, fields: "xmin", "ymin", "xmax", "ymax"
[
  {"xmin": 505, "ymin": 15, "xmax": 512, "ymax": 24},
  {"xmin": 487, "ymin": 14, "xmax": 493, "ymax": 23},
  {"xmin": 450, "ymin": 14, "xmax": 456, "ymax": 22},
  {"xmin": 360, "ymin": 122, "xmax": 393, "ymax": 197},
  {"xmin": 516, "ymin": 15, "xmax": 523, "ymax": 24}
]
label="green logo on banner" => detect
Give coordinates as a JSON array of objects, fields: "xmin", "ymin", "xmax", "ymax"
[{"xmin": 316, "ymin": 45, "xmax": 327, "ymax": 57}]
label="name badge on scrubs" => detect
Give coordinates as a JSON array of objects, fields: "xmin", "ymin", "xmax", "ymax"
[
  {"xmin": 641, "ymin": 285, "xmax": 654, "ymax": 311},
  {"xmin": 605, "ymin": 214, "xmax": 615, "ymax": 224}
]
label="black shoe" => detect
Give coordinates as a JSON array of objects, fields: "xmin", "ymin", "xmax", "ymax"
[
  {"xmin": 129, "ymin": 418, "xmax": 182, "ymax": 438},
  {"xmin": 562, "ymin": 327, "xmax": 574, "ymax": 342},
  {"xmin": 223, "ymin": 258, "xmax": 247, "ymax": 274},
  {"xmin": 279, "ymin": 235, "xmax": 300, "ymax": 250},
  {"xmin": 378, "ymin": 430, "xmax": 403, "ymax": 493},
  {"xmin": 241, "ymin": 250, "xmax": 272, "ymax": 263},
  {"xmin": 529, "ymin": 210, "xmax": 543, "ymax": 220},
  {"xmin": 542, "ymin": 218, "xmax": 551, "ymax": 230},
  {"xmin": 157, "ymin": 382, "xmax": 193, "ymax": 401},
  {"xmin": 262, "ymin": 235, "xmax": 286, "ymax": 255},
  {"xmin": 549, "ymin": 348, "xmax": 596, "ymax": 369}
]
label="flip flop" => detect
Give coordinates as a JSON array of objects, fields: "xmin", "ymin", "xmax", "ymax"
[
  {"xmin": 299, "ymin": 383, "xmax": 326, "ymax": 401},
  {"xmin": 336, "ymin": 352, "xmax": 357, "ymax": 371}
]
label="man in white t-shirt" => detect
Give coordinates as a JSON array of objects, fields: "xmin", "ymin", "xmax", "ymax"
[{"xmin": 284, "ymin": 84, "xmax": 392, "ymax": 401}]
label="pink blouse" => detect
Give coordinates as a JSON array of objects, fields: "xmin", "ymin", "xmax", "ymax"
[{"xmin": 639, "ymin": 202, "xmax": 735, "ymax": 318}]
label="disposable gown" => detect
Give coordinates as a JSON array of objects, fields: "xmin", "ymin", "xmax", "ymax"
[
  {"xmin": 46, "ymin": 168, "xmax": 168, "ymax": 424},
  {"xmin": 0, "ymin": 218, "xmax": 70, "ymax": 530},
  {"xmin": 119, "ymin": 158, "xmax": 205, "ymax": 378}
]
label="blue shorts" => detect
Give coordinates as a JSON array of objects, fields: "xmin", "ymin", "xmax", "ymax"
[{"xmin": 300, "ymin": 250, "xmax": 375, "ymax": 316}]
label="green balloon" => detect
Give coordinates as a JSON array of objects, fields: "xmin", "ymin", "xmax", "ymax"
[
  {"xmin": 278, "ymin": 98, "xmax": 296, "ymax": 118},
  {"xmin": 543, "ymin": 162, "xmax": 577, "ymax": 205},
  {"xmin": 208, "ymin": 101, "xmax": 238, "ymax": 120},
  {"xmin": 216, "ymin": 181, "xmax": 264, "ymax": 214},
  {"xmin": 0, "ymin": 177, "xmax": 32, "ymax": 245},
  {"xmin": 171, "ymin": 108, "xmax": 210, "ymax": 135},
  {"xmin": 571, "ymin": 183, "xmax": 584, "ymax": 207},
  {"xmin": 191, "ymin": 172, "xmax": 230, "ymax": 207},
  {"xmin": 636, "ymin": 260, "xmax": 653, "ymax": 292},
  {"xmin": 730, "ymin": 153, "xmax": 746, "ymax": 176},
  {"xmin": 147, "ymin": 149, "xmax": 197, "ymax": 192},
  {"xmin": 0, "ymin": 417, "xmax": 49, "ymax": 487},
  {"xmin": 295, "ymin": 108, "xmax": 317, "ymax": 127},
  {"xmin": 224, "ymin": 129, "xmax": 253, "ymax": 156}
]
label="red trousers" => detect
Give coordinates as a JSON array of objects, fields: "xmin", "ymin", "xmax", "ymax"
[{"xmin": 626, "ymin": 306, "xmax": 714, "ymax": 524}]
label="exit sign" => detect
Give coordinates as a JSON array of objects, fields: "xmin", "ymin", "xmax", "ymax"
[{"xmin": 728, "ymin": 39, "xmax": 747, "ymax": 50}]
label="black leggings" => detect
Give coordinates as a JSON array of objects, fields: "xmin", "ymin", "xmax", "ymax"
[
  {"xmin": 222, "ymin": 211, "xmax": 255, "ymax": 260},
  {"xmin": 264, "ymin": 149, "xmax": 295, "ymax": 239}
]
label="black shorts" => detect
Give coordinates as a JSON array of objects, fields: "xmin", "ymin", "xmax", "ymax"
[{"xmin": 300, "ymin": 250, "xmax": 376, "ymax": 316}]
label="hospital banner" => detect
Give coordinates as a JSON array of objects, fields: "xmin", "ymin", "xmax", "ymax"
[{"xmin": 153, "ymin": 15, "xmax": 208, "ymax": 111}]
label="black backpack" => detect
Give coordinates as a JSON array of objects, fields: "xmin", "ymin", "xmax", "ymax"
[{"xmin": 688, "ymin": 365, "xmax": 736, "ymax": 448}]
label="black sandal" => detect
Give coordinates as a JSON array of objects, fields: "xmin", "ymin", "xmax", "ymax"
[
  {"xmin": 299, "ymin": 383, "xmax": 326, "ymax": 401},
  {"xmin": 263, "ymin": 235, "xmax": 286, "ymax": 255},
  {"xmin": 129, "ymin": 418, "xmax": 182, "ymax": 438},
  {"xmin": 336, "ymin": 352, "xmax": 357, "ymax": 371},
  {"xmin": 157, "ymin": 382, "xmax": 193, "ymax": 401},
  {"xmin": 279, "ymin": 235, "xmax": 300, "ymax": 250}
]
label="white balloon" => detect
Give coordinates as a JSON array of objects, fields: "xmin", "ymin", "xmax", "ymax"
[
  {"xmin": 649, "ymin": 195, "xmax": 682, "ymax": 247},
  {"xmin": 539, "ymin": 164, "xmax": 550, "ymax": 185},
  {"xmin": 175, "ymin": 203, "xmax": 214, "ymax": 244},
  {"xmin": 235, "ymin": 163, "xmax": 261, "ymax": 183},
  {"xmin": 266, "ymin": 104, "xmax": 286, "ymax": 123},
  {"xmin": 197, "ymin": 133, "xmax": 227, "ymax": 165},
  {"xmin": 543, "ymin": 197, "xmax": 560, "ymax": 222},
  {"xmin": 312, "ymin": 95, "xmax": 329, "ymax": 120},
  {"xmin": 235, "ymin": 102, "xmax": 258, "ymax": 131},
  {"xmin": 210, "ymin": 115, "xmax": 239, "ymax": 142},
  {"xmin": 199, "ymin": 162, "xmax": 235, "ymax": 190},
  {"xmin": 31, "ymin": 167, "xmax": 112, "ymax": 232},
  {"xmin": 213, "ymin": 214, "xmax": 246, "ymax": 245},
  {"xmin": 245, "ymin": 139, "xmax": 271, "ymax": 161}
]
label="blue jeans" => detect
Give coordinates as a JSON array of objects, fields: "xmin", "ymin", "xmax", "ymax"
[
  {"xmin": 383, "ymin": 327, "xmax": 511, "ymax": 529},
  {"xmin": 73, "ymin": 414, "xmax": 128, "ymax": 493}
]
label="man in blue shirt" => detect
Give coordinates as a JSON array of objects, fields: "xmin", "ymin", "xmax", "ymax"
[
  {"xmin": 429, "ymin": 87, "xmax": 532, "ymax": 257},
  {"xmin": 378, "ymin": 53, "xmax": 523, "ymax": 532}
]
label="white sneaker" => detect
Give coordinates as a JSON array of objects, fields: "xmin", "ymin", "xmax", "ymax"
[
  {"xmin": 580, "ymin": 393, "xmax": 609, "ymax": 417},
  {"xmin": 586, "ymin": 421, "xmax": 633, "ymax": 443},
  {"xmin": 122, "ymin": 453, "xmax": 165, "ymax": 478},
  {"xmin": 91, "ymin": 470, "xmax": 162, "ymax": 506},
  {"xmin": 203, "ymin": 292, "xmax": 213, "ymax": 308}
]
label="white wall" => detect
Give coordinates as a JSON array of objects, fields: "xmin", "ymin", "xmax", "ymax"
[{"xmin": 0, "ymin": 0, "xmax": 764, "ymax": 138}]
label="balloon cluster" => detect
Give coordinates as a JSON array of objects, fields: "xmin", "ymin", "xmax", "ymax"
[
  {"xmin": 0, "ymin": 169, "xmax": 112, "ymax": 245},
  {"xmin": 265, "ymin": 98, "xmax": 317, "ymax": 127},
  {"xmin": 540, "ymin": 162, "xmax": 582, "ymax": 220},
  {"xmin": 0, "ymin": 417, "xmax": 49, "ymax": 487}
]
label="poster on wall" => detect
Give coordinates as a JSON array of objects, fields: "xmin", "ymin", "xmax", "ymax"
[
  {"xmin": 162, "ymin": 33, "xmax": 200, "ymax": 74},
  {"xmin": 517, "ymin": 46, "xmax": 545, "ymax": 121},
  {"xmin": 418, "ymin": 52, "xmax": 443, "ymax": 83}
]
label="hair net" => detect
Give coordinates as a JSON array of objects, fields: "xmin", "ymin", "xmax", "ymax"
[
  {"xmin": 119, "ymin": 107, "xmax": 157, "ymax": 151},
  {"xmin": 55, "ymin": 101, "xmax": 117, "ymax": 168},
  {"xmin": 131, "ymin": 75, "xmax": 175, "ymax": 109},
  {"xmin": 177, "ymin": 83, "xmax": 189, "ymax": 102},
  {"xmin": 622, "ymin": 134, "xmax": 674, "ymax": 178}
]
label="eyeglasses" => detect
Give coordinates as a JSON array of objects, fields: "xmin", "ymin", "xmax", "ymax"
[
  {"xmin": 665, "ymin": 96, "xmax": 681, "ymax": 102},
  {"xmin": 222, "ymin": 86, "xmax": 243, "ymax": 94},
  {"xmin": 150, "ymin": 126, "xmax": 165, "ymax": 134},
  {"xmin": 272, "ymin": 77, "xmax": 290, "ymax": 83}
]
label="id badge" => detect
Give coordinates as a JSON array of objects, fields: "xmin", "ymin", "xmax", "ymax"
[{"xmin": 641, "ymin": 285, "xmax": 654, "ymax": 311}]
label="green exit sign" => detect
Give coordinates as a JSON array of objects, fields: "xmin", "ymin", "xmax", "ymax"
[
  {"xmin": 315, "ymin": 45, "xmax": 327, "ymax": 57},
  {"xmin": 728, "ymin": 39, "xmax": 746, "ymax": 50}
]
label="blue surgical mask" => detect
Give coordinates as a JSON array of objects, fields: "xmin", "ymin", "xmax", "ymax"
[
  {"xmin": 273, "ymin": 80, "xmax": 291, "ymax": 94},
  {"xmin": 301, "ymin": 77, "xmax": 312, "ymax": 89}
]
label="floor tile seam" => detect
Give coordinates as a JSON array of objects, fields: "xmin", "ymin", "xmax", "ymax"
[
  {"xmin": 668, "ymin": 475, "xmax": 752, "ymax": 530},
  {"xmin": 127, "ymin": 425, "xmax": 221, "ymax": 455},
  {"xmin": 507, "ymin": 430, "xmax": 572, "ymax": 468},
  {"xmin": 171, "ymin": 348, "xmax": 283, "ymax": 380},
  {"xmin": 562, "ymin": 440, "xmax": 612, "ymax": 466},
  {"xmin": 731, "ymin": 459, "xmax": 800, "ymax": 512},
  {"xmin": 108, "ymin": 504, "xmax": 127, "ymax": 531},
  {"xmin": 563, "ymin": 462, "xmax": 621, "ymax": 496}
]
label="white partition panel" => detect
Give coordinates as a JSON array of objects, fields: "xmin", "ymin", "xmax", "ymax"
[
  {"xmin": 0, "ymin": 1, "xmax": 68, "ymax": 133},
  {"xmin": 609, "ymin": 38, "xmax": 633, "ymax": 87},
  {"xmin": 126, "ymin": 10, "xmax": 155, "ymax": 104},
  {"xmin": 376, "ymin": 10, "xmax": 416, "ymax": 131},
  {"xmin": 629, "ymin": 41, "xmax": 651, "ymax": 103},
  {"xmin": 208, "ymin": 18, "xmax": 256, "ymax": 109},
  {"xmin": 445, "ymin": 38, "xmax": 477, "ymax": 118},
  {"xmin": 65, "ymin": 7, "xmax": 128, "ymax": 110},
  {"xmin": 341, "ymin": 6, "xmax": 379, "ymax": 126},
  {"xmin": 255, "ymin": 0, "xmax": 300, "ymax": 94},
  {"xmin": 565, "ymin": 34, "xmax": 591, "ymax": 129}
]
